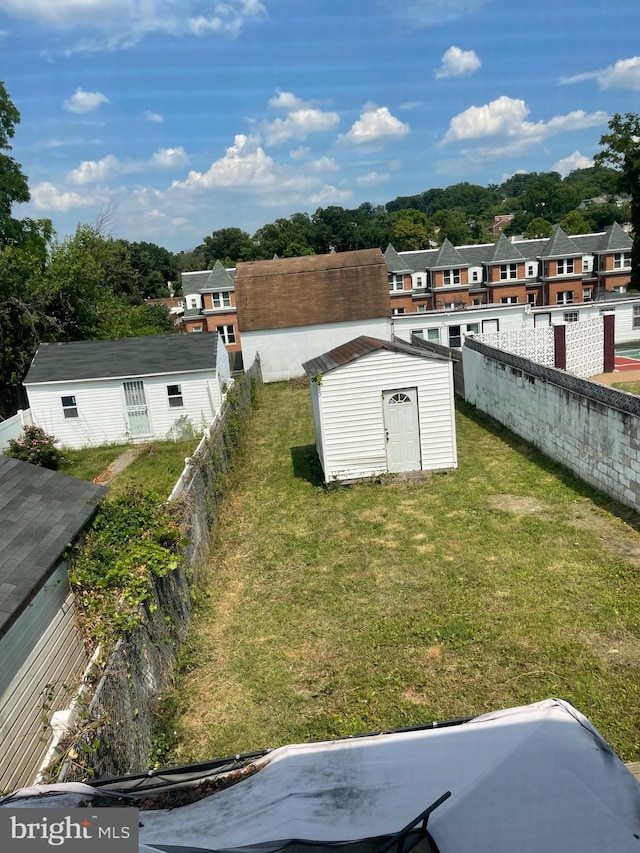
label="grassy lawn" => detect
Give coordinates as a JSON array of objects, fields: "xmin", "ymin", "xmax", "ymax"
[
  {"xmin": 613, "ymin": 380, "xmax": 640, "ymax": 395},
  {"xmin": 60, "ymin": 437, "xmax": 201, "ymax": 499},
  {"xmin": 159, "ymin": 379, "xmax": 640, "ymax": 764}
]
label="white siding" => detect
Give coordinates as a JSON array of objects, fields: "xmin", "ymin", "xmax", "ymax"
[
  {"xmin": 26, "ymin": 369, "xmax": 219, "ymax": 449},
  {"xmin": 0, "ymin": 563, "xmax": 87, "ymax": 791},
  {"xmin": 241, "ymin": 318, "xmax": 392, "ymax": 383},
  {"xmin": 316, "ymin": 349, "xmax": 456, "ymax": 482}
]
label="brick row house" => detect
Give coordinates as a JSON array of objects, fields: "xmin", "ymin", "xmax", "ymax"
[
  {"xmin": 178, "ymin": 224, "xmax": 633, "ymax": 362},
  {"xmin": 385, "ymin": 223, "xmax": 633, "ymax": 315}
]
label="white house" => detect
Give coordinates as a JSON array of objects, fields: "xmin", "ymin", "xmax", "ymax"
[
  {"xmin": 234, "ymin": 250, "xmax": 392, "ymax": 382},
  {"xmin": 24, "ymin": 333, "xmax": 231, "ymax": 449},
  {"xmin": 302, "ymin": 336, "xmax": 457, "ymax": 483}
]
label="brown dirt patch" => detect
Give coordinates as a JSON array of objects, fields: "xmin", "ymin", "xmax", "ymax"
[
  {"xmin": 488, "ymin": 495, "xmax": 546, "ymax": 514},
  {"xmin": 586, "ymin": 633, "xmax": 640, "ymax": 669}
]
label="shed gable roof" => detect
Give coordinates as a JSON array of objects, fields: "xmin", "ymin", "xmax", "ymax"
[
  {"xmin": 302, "ymin": 335, "xmax": 447, "ymax": 377},
  {"xmin": 25, "ymin": 333, "xmax": 219, "ymax": 384},
  {"xmin": 0, "ymin": 457, "xmax": 106, "ymax": 638},
  {"xmin": 234, "ymin": 249, "xmax": 389, "ymax": 332}
]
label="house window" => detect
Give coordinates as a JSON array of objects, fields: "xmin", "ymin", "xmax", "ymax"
[
  {"xmin": 556, "ymin": 291, "xmax": 574, "ymax": 305},
  {"xmin": 411, "ymin": 330, "xmax": 424, "ymax": 339},
  {"xmin": 466, "ymin": 323, "xmax": 479, "ymax": 334},
  {"xmin": 526, "ymin": 263, "xmax": 535, "ymax": 277},
  {"xmin": 614, "ymin": 252, "xmax": 631, "ymax": 269},
  {"xmin": 415, "ymin": 275, "xmax": 423, "ymax": 288},
  {"xmin": 583, "ymin": 288, "xmax": 592, "ymax": 302},
  {"xmin": 212, "ymin": 291, "xmax": 231, "ymax": 308},
  {"xmin": 582, "ymin": 256, "xmax": 592, "ymax": 272},
  {"xmin": 556, "ymin": 259, "xmax": 575, "ymax": 275},
  {"xmin": 167, "ymin": 384, "xmax": 184, "ymax": 408},
  {"xmin": 417, "ymin": 304, "xmax": 427, "ymax": 313},
  {"xmin": 500, "ymin": 296, "xmax": 518, "ymax": 304},
  {"xmin": 217, "ymin": 324, "xmax": 236, "ymax": 345},
  {"xmin": 600, "ymin": 306, "xmax": 615, "ymax": 315},
  {"xmin": 633, "ymin": 305, "xmax": 640, "ymax": 330},
  {"xmin": 426, "ymin": 328, "xmax": 440, "ymax": 342},
  {"xmin": 61, "ymin": 395, "xmax": 78, "ymax": 418},
  {"xmin": 392, "ymin": 307, "xmax": 405, "ymax": 315},
  {"xmin": 500, "ymin": 263, "xmax": 518, "ymax": 280},
  {"xmin": 472, "ymin": 298, "xmax": 483, "ymax": 306},
  {"xmin": 442, "ymin": 269, "xmax": 461, "ymax": 286},
  {"xmin": 563, "ymin": 311, "xmax": 579, "ymax": 323},
  {"xmin": 187, "ymin": 295, "xmax": 200, "ymax": 309},
  {"xmin": 389, "ymin": 274, "xmax": 404, "ymax": 292},
  {"xmin": 527, "ymin": 293, "xmax": 537, "ymax": 306},
  {"xmin": 471, "ymin": 270, "xmax": 480, "ymax": 282},
  {"xmin": 191, "ymin": 325, "xmax": 203, "ymax": 333},
  {"xmin": 177, "ymin": 299, "xmax": 185, "ymax": 308}
]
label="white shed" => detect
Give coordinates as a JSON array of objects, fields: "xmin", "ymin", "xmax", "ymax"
[
  {"xmin": 302, "ymin": 336, "xmax": 457, "ymax": 483},
  {"xmin": 24, "ymin": 333, "xmax": 231, "ymax": 450}
]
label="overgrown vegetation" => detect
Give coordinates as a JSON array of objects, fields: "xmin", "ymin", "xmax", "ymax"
[
  {"xmin": 156, "ymin": 381, "xmax": 640, "ymax": 765},
  {"xmin": 59, "ymin": 443, "xmax": 134, "ymax": 481},
  {"xmin": 4, "ymin": 424, "xmax": 62, "ymax": 469},
  {"xmin": 69, "ymin": 488, "xmax": 183, "ymax": 648}
]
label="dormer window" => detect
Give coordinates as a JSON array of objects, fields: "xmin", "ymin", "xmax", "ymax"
[
  {"xmin": 443, "ymin": 269, "xmax": 461, "ymax": 286},
  {"xmin": 557, "ymin": 258, "xmax": 575, "ymax": 275},
  {"xmin": 500, "ymin": 263, "xmax": 518, "ymax": 280}
]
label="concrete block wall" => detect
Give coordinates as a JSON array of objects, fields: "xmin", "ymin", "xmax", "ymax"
[{"xmin": 463, "ymin": 337, "xmax": 640, "ymax": 513}]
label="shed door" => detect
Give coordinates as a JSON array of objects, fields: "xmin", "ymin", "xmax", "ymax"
[
  {"xmin": 123, "ymin": 380, "xmax": 151, "ymax": 437},
  {"xmin": 383, "ymin": 388, "xmax": 421, "ymax": 473}
]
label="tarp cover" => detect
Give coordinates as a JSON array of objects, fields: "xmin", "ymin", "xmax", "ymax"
[{"xmin": 4, "ymin": 700, "xmax": 640, "ymax": 852}]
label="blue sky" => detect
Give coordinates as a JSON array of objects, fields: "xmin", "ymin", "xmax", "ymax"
[{"xmin": 2, "ymin": 0, "xmax": 639, "ymax": 252}]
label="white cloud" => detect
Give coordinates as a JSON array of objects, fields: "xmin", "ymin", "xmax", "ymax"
[
  {"xmin": 30, "ymin": 181, "xmax": 95, "ymax": 211},
  {"xmin": 63, "ymin": 87, "xmax": 109, "ymax": 113},
  {"xmin": 356, "ymin": 171, "xmax": 389, "ymax": 186},
  {"xmin": 309, "ymin": 184, "xmax": 353, "ymax": 205},
  {"xmin": 442, "ymin": 95, "xmax": 606, "ymax": 146},
  {"xmin": 261, "ymin": 107, "xmax": 340, "ymax": 146},
  {"xmin": 145, "ymin": 110, "xmax": 163, "ymax": 123},
  {"xmin": 380, "ymin": 0, "xmax": 490, "ymax": 27},
  {"xmin": 268, "ymin": 91, "xmax": 307, "ymax": 110},
  {"xmin": 435, "ymin": 46, "xmax": 481, "ymax": 79},
  {"xmin": 341, "ymin": 106, "xmax": 409, "ymax": 148},
  {"xmin": 399, "ymin": 101, "xmax": 423, "ymax": 111},
  {"xmin": 310, "ymin": 157, "xmax": 339, "ymax": 173},
  {"xmin": 68, "ymin": 154, "xmax": 120, "ymax": 184},
  {"xmin": 171, "ymin": 134, "xmax": 275, "ymax": 189},
  {"xmin": 552, "ymin": 151, "xmax": 593, "ymax": 177},
  {"xmin": 150, "ymin": 146, "xmax": 188, "ymax": 168},
  {"xmin": 0, "ymin": 1, "xmax": 267, "ymax": 51},
  {"xmin": 289, "ymin": 146, "xmax": 311, "ymax": 160},
  {"xmin": 561, "ymin": 56, "xmax": 640, "ymax": 91}
]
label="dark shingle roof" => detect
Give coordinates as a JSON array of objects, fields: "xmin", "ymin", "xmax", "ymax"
[
  {"xmin": 596, "ymin": 222, "xmax": 632, "ymax": 253},
  {"xmin": 539, "ymin": 226, "xmax": 581, "ymax": 259},
  {"xmin": 302, "ymin": 335, "xmax": 446, "ymax": 377},
  {"xmin": 181, "ymin": 265, "xmax": 236, "ymax": 294},
  {"xmin": 0, "ymin": 457, "xmax": 106, "ymax": 638},
  {"xmin": 431, "ymin": 239, "xmax": 468, "ymax": 269},
  {"xmin": 487, "ymin": 233, "xmax": 526, "ymax": 264},
  {"xmin": 25, "ymin": 333, "xmax": 219, "ymax": 384},
  {"xmin": 384, "ymin": 244, "xmax": 413, "ymax": 274},
  {"xmin": 235, "ymin": 249, "xmax": 389, "ymax": 333}
]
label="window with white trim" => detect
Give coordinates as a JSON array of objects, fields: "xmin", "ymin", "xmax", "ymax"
[
  {"xmin": 167, "ymin": 384, "xmax": 183, "ymax": 408},
  {"xmin": 417, "ymin": 304, "xmax": 427, "ymax": 313},
  {"xmin": 633, "ymin": 305, "xmax": 640, "ymax": 330},
  {"xmin": 392, "ymin": 307, "xmax": 405, "ymax": 315},
  {"xmin": 217, "ymin": 324, "xmax": 236, "ymax": 345},
  {"xmin": 414, "ymin": 275, "xmax": 423, "ymax": 288},
  {"xmin": 466, "ymin": 323, "xmax": 479, "ymax": 334},
  {"xmin": 563, "ymin": 311, "xmax": 579, "ymax": 323},
  {"xmin": 582, "ymin": 256, "xmax": 592, "ymax": 272},
  {"xmin": 426, "ymin": 328, "xmax": 440, "ymax": 342},
  {"xmin": 556, "ymin": 291, "xmax": 574, "ymax": 305},
  {"xmin": 527, "ymin": 293, "xmax": 537, "ymax": 306},
  {"xmin": 614, "ymin": 252, "xmax": 631, "ymax": 269},
  {"xmin": 389, "ymin": 274, "xmax": 404, "ymax": 291},
  {"xmin": 471, "ymin": 269, "xmax": 480, "ymax": 282},
  {"xmin": 212, "ymin": 291, "xmax": 231, "ymax": 308},
  {"xmin": 191, "ymin": 325, "xmax": 203, "ymax": 333},
  {"xmin": 556, "ymin": 258, "xmax": 575, "ymax": 275},
  {"xmin": 61, "ymin": 395, "xmax": 78, "ymax": 418},
  {"xmin": 186, "ymin": 295, "xmax": 200, "ymax": 309},
  {"xmin": 442, "ymin": 268, "xmax": 461, "ymax": 286},
  {"xmin": 583, "ymin": 288, "xmax": 592, "ymax": 302},
  {"xmin": 526, "ymin": 263, "xmax": 535, "ymax": 277},
  {"xmin": 500, "ymin": 263, "xmax": 518, "ymax": 280},
  {"xmin": 500, "ymin": 296, "xmax": 518, "ymax": 304},
  {"xmin": 411, "ymin": 330, "xmax": 423, "ymax": 339}
]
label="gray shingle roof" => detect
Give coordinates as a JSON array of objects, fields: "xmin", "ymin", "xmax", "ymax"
[
  {"xmin": 0, "ymin": 457, "xmax": 106, "ymax": 638},
  {"xmin": 302, "ymin": 335, "xmax": 446, "ymax": 377},
  {"xmin": 539, "ymin": 226, "xmax": 581, "ymax": 259},
  {"xmin": 181, "ymin": 265, "xmax": 236, "ymax": 294},
  {"xmin": 432, "ymin": 239, "xmax": 468, "ymax": 269},
  {"xmin": 206, "ymin": 261, "xmax": 235, "ymax": 290},
  {"xmin": 25, "ymin": 333, "xmax": 219, "ymax": 384},
  {"xmin": 487, "ymin": 233, "xmax": 526, "ymax": 264},
  {"xmin": 384, "ymin": 244, "xmax": 413, "ymax": 274},
  {"xmin": 596, "ymin": 222, "xmax": 632, "ymax": 253}
]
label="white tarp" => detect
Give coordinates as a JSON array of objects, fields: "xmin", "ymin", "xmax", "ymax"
[{"xmin": 4, "ymin": 699, "xmax": 640, "ymax": 852}]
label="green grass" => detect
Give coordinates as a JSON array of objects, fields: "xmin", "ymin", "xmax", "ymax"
[
  {"xmin": 59, "ymin": 444, "xmax": 133, "ymax": 482},
  {"xmin": 106, "ymin": 438, "xmax": 200, "ymax": 499},
  {"xmin": 155, "ymin": 380, "xmax": 640, "ymax": 764},
  {"xmin": 613, "ymin": 380, "xmax": 640, "ymax": 395}
]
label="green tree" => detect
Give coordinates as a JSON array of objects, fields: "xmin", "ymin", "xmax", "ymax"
[
  {"xmin": 523, "ymin": 217, "xmax": 553, "ymax": 239},
  {"xmin": 389, "ymin": 208, "xmax": 434, "ymax": 250},
  {"xmin": 0, "ymin": 81, "xmax": 30, "ymax": 246},
  {"xmin": 559, "ymin": 210, "xmax": 591, "ymax": 235},
  {"xmin": 594, "ymin": 112, "xmax": 640, "ymax": 289},
  {"xmin": 202, "ymin": 227, "xmax": 253, "ymax": 266},
  {"xmin": 253, "ymin": 214, "xmax": 314, "ymax": 259},
  {"xmin": 432, "ymin": 208, "xmax": 473, "ymax": 246}
]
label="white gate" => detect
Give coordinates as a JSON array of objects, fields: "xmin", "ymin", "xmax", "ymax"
[
  {"xmin": 123, "ymin": 380, "xmax": 151, "ymax": 437},
  {"xmin": 382, "ymin": 387, "xmax": 421, "ymax": 473}
]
